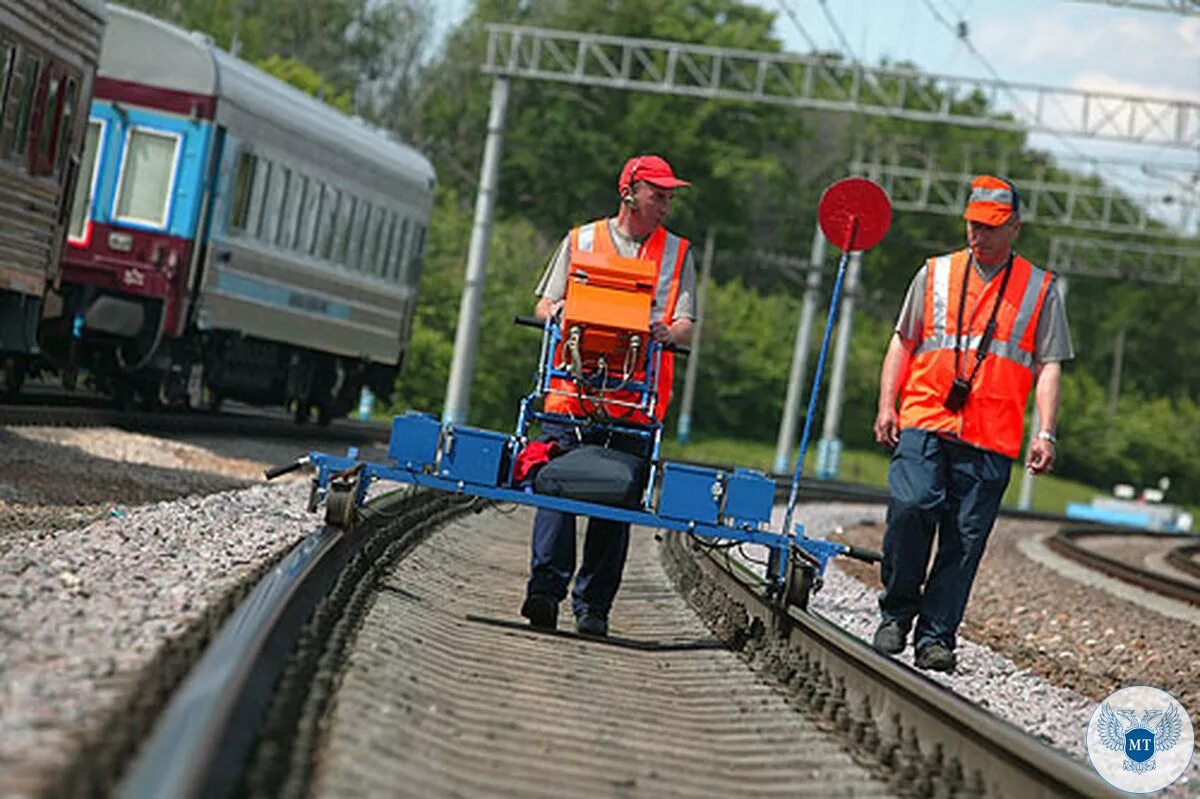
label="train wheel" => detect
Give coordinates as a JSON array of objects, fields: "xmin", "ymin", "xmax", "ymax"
[
  {"xmin": 2, "ymin": 358, "xmax": 25, "ymax": 396},
  {"xmin": 291, "ymin": 400, "xmax": 310, "ymax": 424}
]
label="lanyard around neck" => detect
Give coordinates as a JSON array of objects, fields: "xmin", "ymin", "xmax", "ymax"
[{"xmin": 954, "ymin": 254, "xmax": 1014, "ymax": 384}]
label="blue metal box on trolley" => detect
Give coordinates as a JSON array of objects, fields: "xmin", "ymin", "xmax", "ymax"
[
  {"xmin": 388, "ymin": 412, "xmax": 442, "ymax": 470},
  {"xmin": 658, "ymin": 462, "xmax": 726, "ymax": 525},
  {"xmin": 437, "ymin": 425, "xmax": 512, "ymax": 486},
  {"xmin": 722, "ymin": 468, "xmax": 775, "ymax": 530}
]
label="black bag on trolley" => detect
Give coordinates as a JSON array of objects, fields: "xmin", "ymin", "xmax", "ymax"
[{"xmin": 533, "ymin": 444, "xmax": 648, "ymax": 509}]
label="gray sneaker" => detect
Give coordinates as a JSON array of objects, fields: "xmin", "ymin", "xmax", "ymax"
[
  {"xmin": 872, "ymin": 621, "xmax": 907, "ymax": 654},
  {"xmin": 915, "ymin": 642, "xmax": 957, "ymax": 672}
]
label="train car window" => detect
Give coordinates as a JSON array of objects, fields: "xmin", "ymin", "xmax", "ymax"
[
  {"xmin": 114, "ymin": 127, "xmax": 181, "ymax": 228},
  {"xmin": 250, "ymin": 160, "xmax": 272, "ymax": 238},
  {"xmin": 390, "ymin": 217, "xmax": 410, "ymax": 280},
  {"xmin": 380, "ymin": 213, "xmax": 398, "ymax": 278},
  {"xmin": 53, "ymin": 78, "xmax": 77, "ymax": 177},
  {"xmin": 333, "ymin": 195, "xmax": 356, "ymax": 266},
  {"xmin": 9, "ymin": 53, "xmax": 42, "ymax": 158},
  {"xmin": 362, "ymin": 205, "xmax": 385, "ymax": 273},
  {"xmin": 315, "ymin": 185, "xmax": 339, "ymax": 260},
  {"xmin": 0, "ymin": 43, "xmax": 15, "ymax": 137},
  {"xmin": 277, "ymin": 168, "xmax": 301, "ymax": 248},
  {"xmin": 346, "ymin": 199, "xmax": 369, "ymax": 270},
  {"xmin": 34, "ymin": 74, "xmax": 62, "ymax": 173},
  {"xmin": 67, "ymin": 119, "xmax": 104, "ymax": 243},
  {"xmin": 409, "ymin": 224, "xmax": 428, "ymax": 284},
  {"xmin": 262, "ymin": 164, "xmax": 290, "ymax": 244},
  {"xmin": 290, "ymin": 175, "xmax": 311, "ymax": 251},
  {"xmin": 228, "ymin": 151, "xmax": 257, "ymax": 231},
  {"xmin": 298, "ymin": 178, "xmax": 322, "ymax": 254}
]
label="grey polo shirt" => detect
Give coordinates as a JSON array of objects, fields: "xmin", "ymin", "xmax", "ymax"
[
  {"xmin": 535, "ymin": 218, "xmax": 697, "ymax": 321},
  {"xmin": 894, "ymin": 255, "xmax": 1075, "ymax": 363}
]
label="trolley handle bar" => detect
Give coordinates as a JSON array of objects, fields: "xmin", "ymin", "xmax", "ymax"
[
  {"xmin": 264, "ymin": 456, "xmax": 309, "ymax": 480},
  {"xmin": 845, "ymin": 544, "xmax": 883, "ymax": 564},
  {"xmin": 513, "ymin": 315, "xmax": 690, "ymax": 355}
]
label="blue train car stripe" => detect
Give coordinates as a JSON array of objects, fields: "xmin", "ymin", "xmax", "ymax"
[{"xmin": 213, "ymin": 269, "xmax": 353, "ymax": 321}]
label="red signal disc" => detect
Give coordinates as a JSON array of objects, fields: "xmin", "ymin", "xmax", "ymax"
[{"xmin": 817, "ymin": 178, "xmax": 892, "ymax": 252}]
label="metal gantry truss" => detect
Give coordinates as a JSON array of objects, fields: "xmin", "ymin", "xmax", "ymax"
[
  {"xmin": 850, "ymin": 157, "xmax": 1199, "ymax": 237},
  {"xmin": 1071, "ymin": 0, "xmax": 1200, "ymax": 14},
  {"xmin": 1047, "ymin": 237, "xmax": 1200, "ymax": 286},
  {"xmin": 483, "ymin": 24, "xmax": 1200, "ymax": 149}
]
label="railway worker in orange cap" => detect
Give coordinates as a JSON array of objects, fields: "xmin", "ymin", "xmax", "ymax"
[
  {"xmin": 871, "ymin": 175, "xmax": 1074, "ymax": 672},
  {"xmin": 519, "ymin": 154, "xmax": 696, "ymax": 637}
]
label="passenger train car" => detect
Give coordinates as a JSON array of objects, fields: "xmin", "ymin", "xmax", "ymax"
[
  {"xmin": 46, "ymin": 4, "xmax": 435, "ymax": 420},
  {"xmin": 0, "ymin": 0, "xmax": 106, "ymax": 393}
]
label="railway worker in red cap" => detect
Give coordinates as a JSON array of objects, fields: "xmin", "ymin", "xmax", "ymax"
[
  {"xmin": 871, "ymin": 175, "xmax": 1074, "ymax": 671},
  {"xmin": 519, "ymin": 154, "xmax": 696, "ymax": 637}
]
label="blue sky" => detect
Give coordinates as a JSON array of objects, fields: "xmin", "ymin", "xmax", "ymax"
[{"xmin": 432, "ymin": 1, "xmax": 1199, "ymax": 227}]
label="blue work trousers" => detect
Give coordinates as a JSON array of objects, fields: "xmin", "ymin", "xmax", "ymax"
[
  {"xmin": 879, "ymin": 429, "xmax": 1011, "ymax": 651},
  {"xmin": 525, "ymin": 423, "xmax": 648, "ymax": 619}
]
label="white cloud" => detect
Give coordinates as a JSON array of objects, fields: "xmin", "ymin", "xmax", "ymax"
[{"xmin": 973, "ymin": 5, "xmax": 1198, "ymax": 100}]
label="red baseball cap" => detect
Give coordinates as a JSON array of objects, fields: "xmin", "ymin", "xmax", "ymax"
[
  {"xmin": 963, "ymin": 174, "xmax": 1020, "ymax": 226},
  {"xmin": 618, "ymin": 155, "xmax": 691, "ymax": 193}
]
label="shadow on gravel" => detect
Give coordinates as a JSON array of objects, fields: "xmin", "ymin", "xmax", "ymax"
[{"xmin": 0, "ymin": 429, "xmax": 250, "ymax": 526}]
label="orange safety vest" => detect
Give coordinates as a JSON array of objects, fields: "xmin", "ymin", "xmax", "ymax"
[
  {"xmin": 543, "ymin": 219, "xmax": 689, "ymax": 424},
  {"xmin": 898, "ymin": 249, "xmax": 1054, "ymax": 459}
]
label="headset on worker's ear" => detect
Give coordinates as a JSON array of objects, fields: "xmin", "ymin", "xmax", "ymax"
[{"xmin": 622, "ymin": 189, "xmax": 639, "ymax": 211}]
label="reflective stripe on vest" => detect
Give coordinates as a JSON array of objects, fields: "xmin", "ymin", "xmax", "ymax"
[{"xmin": 898, "ymin": 248, "xmax": 1053, "ymax": 458}]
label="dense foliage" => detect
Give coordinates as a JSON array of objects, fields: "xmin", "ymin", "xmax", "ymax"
[{"xmin": 123, "ymin": 0, "xmax": 1200, "ymax": 505}]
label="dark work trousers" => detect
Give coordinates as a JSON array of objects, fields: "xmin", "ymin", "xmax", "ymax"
[
  {"xmin": 525, "ymin": 422, "xmax": 650, "ymax": 619},
  {"xmin": 879, "ymin": 429, "xmax": 1012, "ymax": 651}
]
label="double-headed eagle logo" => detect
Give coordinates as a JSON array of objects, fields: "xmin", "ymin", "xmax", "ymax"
[{"xmin": 1097, "ymin": 701, "xmax": 1184, "ymax": 774}]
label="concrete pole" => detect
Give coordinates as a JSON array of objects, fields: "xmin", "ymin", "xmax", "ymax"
[
  {"xmin": 676, "ymin": 227, "xmax": 716, "ymax": 445},
  {"xmin": 1018, "ymin": 275, "xmax": 1068, "ymax": 510},
  {"xmin": 442, "ymin": 77, "xmax": 510, "ymax": 425},
  {"xmin": 1107, "ymin": 325, "xmax": 1126, "ymax": 418},
  {"xmin": 815, "ymin": 249, "xmax": 862, "ymax": 480},
  {"xmin": 771, "ymin": 228, "xmax": 826, "ymax": 475}
]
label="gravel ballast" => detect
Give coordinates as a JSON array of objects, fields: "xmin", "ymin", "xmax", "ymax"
[
  {"xmin": 0, "ymin": 427, "xmax": 316, "ymax": 797},
  {"xmin": 1, "ymin": 426, "xmax": 1196, "ymax": 796}
]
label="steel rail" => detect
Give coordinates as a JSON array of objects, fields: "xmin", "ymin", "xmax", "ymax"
[
  {"xmin": 664, "ymin": 531, "xmax": 1122, "ymax": 799},
  {"xmin": 116, "ymin": 489, "xmax": 474, "ymax": 799},
  {"xmin": 0, "ymin": 402, "xmax": 391, "ymax": 443},
  {"xmin": 1047, "ymin": 528, "xmax": 1200, "ymax": 606},
  {"xmin": 1167, "ymin": 543, "xmax": 1200, "ymax": 581}
]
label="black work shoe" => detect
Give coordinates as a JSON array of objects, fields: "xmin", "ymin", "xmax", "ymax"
[
  {"xmin": 520, "ymin": 594, "xmax": 558, "ymax": 630},
  {"xmin": 575, "ymin": 612, "xmax": 608, "ymax": 637},
  {"xmin": 915, "ymin": 642, "xmax": 957, "ymax": 672},
  {"xmin": 872, "ymin": 621, "xmax": 907, "ymax": 654}
]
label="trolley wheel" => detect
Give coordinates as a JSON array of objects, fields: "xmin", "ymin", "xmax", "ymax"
[
  {"xmin": 785, "ymin": 559, "xmax": 815, "ymax": 611},
  {"xmin": 325, "ymin": 483, "xmax": 356, "ymax": 528}
]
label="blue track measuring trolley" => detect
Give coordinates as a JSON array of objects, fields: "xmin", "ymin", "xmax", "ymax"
[{"xmin": 268, "ymin": 178, "xmax": 892, "ymax": 612}]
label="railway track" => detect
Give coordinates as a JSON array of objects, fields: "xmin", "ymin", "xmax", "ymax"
[
  {"xmin": 0, "ymin": 401, "xmax": 390, "ymax": 445},
  {"xmin": 1047, "ymin": 529, "xmax": 1200, "ymax": 607},
  {"xmin": 109, "ymin": 487, "xmax": 1120, "ymax": 798}
]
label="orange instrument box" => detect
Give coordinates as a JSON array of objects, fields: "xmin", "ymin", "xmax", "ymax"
[{"xmin": 562, "ymin": 250, "xmax": 656, "ymax": 366}]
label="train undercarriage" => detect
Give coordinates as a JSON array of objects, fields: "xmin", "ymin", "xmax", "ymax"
[{"xmin": 35, "ymin": 288, "xmax": 397, "ymax": 423}]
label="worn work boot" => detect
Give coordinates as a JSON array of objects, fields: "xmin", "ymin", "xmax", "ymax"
[
  {"xmin": 915, "ymin": 642, "xmax": 957, "ymax": 672},
  {"xmin": 872, "ymin": 621, "xmax": 907, "ymax": 655},
  {"xmin": 520, "ymin": 594, "xmax": 558, "ymax": 631},
  {"xmin": 575, "ymin": 612, "xmax": 608, "ymax": 637}
]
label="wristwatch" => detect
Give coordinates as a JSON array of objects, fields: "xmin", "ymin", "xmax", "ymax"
[{"xmin": 1037, "ymin": 430, "xmax": 1057, "ymax": 445}]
